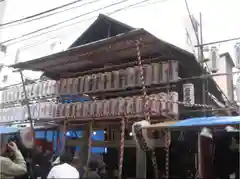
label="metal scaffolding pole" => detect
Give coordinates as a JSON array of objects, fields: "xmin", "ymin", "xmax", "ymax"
[{"xmin": 19, "ymin": 70, "xmax": 35, "ymax": 144}]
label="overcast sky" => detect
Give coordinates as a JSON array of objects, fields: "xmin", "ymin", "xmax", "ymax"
[{"xmin": 0, "ymin": 0, "xmax": 240, "ymax": 83}]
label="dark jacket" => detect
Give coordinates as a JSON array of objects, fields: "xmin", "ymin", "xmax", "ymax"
[{"xmin": 82, "ymin": 171, "xmax": 100, "ymax": 179}]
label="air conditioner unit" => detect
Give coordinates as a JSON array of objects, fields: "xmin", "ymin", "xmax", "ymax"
[
  {"xmin": 234, "ymin": 43, "xmax": 240, "ymax": 69},
  {"xmin": 208, "ymin": 46, "xmax": 219, "ymax": 73}
]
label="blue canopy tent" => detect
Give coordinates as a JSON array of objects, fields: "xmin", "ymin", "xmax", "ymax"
[{"xmin": 145, "ymin": 116, "xmax": 240, "ymax": 130}]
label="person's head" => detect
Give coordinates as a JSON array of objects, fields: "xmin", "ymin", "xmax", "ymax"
[
  {"xmin": 88, "ymin": 159, "xmax": 99, "ymax": 171},
  {"xmin": 60, "ymin": 152, "xmax": 74, "ymax": 164}
]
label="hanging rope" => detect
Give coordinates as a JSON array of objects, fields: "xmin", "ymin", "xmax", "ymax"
[
  {"xmin": 164, "ymin": 130, "xmax": 171, "ymax": 179},
  {"xmin": 86, "ymin": 121, "xmax": 93, "ymax": 169},
  {"xmin": 136, "ymin": 39, "xmax": 159, "ymax": 179},
  {"xmin": 118, "ymin": 117, "xmax": 126, "ymax": 179}
]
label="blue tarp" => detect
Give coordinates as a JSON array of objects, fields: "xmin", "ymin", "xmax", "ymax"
[
  {"xmin": 0, "ymin": 126, "xmax": 19, "ymax": 134},
  {"xmin": 168, "ymin": 116, "xmax": 240, "ymax": 128},
  {"xmin": 36, "ymin": 130, "xmax": 106, "ymax": 153}
]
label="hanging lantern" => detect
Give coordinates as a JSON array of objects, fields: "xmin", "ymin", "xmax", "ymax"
[
  {"xmin": 132, "ymin": 120, "xmax": 153, "ymax": 151},
  {"xmin": 235, "ymin": 43, "xmax": 240, "ymax": 69},
  {"xmin": 183, "ymin": 83, "xmax": 195, "ymax": 105},
  {"xmin": 168, "ymin": 91, "xmax": 179, "ymax": 115},
  {"xmin": 208, "ymin": 46, "xmax": 219, "ymax": 73}
]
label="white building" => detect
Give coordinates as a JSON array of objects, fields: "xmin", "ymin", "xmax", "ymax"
[{"xmin": 213, "ymin": 52, "xmax": 235, "ymax": 102}]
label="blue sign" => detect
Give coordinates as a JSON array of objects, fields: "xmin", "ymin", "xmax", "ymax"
[{"xmin": 35, "ymin": 130, "xmax": 106, "ymax": 153}]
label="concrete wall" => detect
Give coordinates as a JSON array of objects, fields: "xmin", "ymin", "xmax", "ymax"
[{"xmin": 213, "ymin": 54, "xmax": 234, "ymax": 101}]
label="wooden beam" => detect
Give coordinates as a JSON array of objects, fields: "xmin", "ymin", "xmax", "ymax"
[{"xmin": 66, "ymin": 139, "xmax": 165, "ymax": 148}]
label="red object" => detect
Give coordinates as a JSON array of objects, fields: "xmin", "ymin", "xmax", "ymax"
[{"xmin": 35, "ymin": 139, "xmax": 53, "ymax": 151}]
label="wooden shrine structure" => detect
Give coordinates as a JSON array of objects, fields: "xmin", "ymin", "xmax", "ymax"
[{"xmin": 1, "ymin": 14, "xmax": 233, "ymax": 178}]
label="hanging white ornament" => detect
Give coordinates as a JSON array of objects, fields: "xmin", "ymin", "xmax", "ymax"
[{"xmin": 183, "ymin": 83, "xmax": 195, "ymax": 105}]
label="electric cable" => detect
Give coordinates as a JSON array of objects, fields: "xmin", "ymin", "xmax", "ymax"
[
  {"xmin": 195, "ymin": 36, "xmax": 240, "ymax": 47},
  {"xmin": 0, "ymin": 0, "xmax": 131, "ymax": 44},
  {"xmin": 0, "ymin": 0, "xmax": 102, "ymax": 29},
  {"xmin": 17, "ymin": 0, "xmax": 164, "ymax": 49},
  {"xmin": 0, "ymin": 0, "xmax": 87, "ymax": 27},
  {"xmin": 3, "ymin": 0, "xmax": 159, "ymax": 46},
  {"xmin": 15, "ymin": 0, "xmax": 164, "ymax": 49}
]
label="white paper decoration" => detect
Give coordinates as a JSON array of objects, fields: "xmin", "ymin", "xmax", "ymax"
[{"xmin": 168, "ymin": 91, "xmax": 179, "ymax": 114}]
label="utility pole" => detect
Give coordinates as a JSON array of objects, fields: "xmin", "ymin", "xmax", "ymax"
[
  {"xmin": 199, "ymin": 12, "xmax": 206, "ymax": 116},
  {"xmin": 197, "ymin": 12, "xmax": 204, "ymax": 179}
]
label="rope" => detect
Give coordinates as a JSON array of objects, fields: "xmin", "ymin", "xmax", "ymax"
[
  {"xmin": 118, "ymin": 117, "xmax": 125, "ymax": 179},
  {"xmin": 136, "ymin": 39, "xmax": 159, "ymax": 179},
  {"xmin": 164, "ymin": 130, "xmax": 171, "ymax": 179}
]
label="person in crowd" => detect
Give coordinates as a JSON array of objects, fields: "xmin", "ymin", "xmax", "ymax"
[
  {"xmin": 47, "ymin": 152, "xmax": 80, "ymax": 179},
  {"xmin": 0, "ymin": 138, "xmax": 27, "ymax": 179},
  {"xmin": 82, "ymin": 159, "xmax": 100, "ymax": 179}
]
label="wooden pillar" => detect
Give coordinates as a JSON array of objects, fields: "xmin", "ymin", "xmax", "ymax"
[
  {"xmin": 79, "ymin": 124, "xmax": 90, "ymax": 166},
  {"xmin": 199, "ymin": 131, "xmax": 214, "ymax": 179},
  {"xmin": 136, "ymin": 146, "xmax": 147, "ymax": 179}
]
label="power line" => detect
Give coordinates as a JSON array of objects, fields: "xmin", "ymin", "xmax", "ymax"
[
  {"xmin": 2, "ymin": 0, "xmax": 158, "ymax": 46},
  {"xmin": 0, "ymin": 0, "xmax": 84, "ymax": 27},
  {"xmin": 0, "ymin": 0, "xmax": 102, "ymax": 29},
  {"xmin": 1, "ymin": 0, "xmax": 130, "ymax": 44},
  {"xmin": 16, "ymin": 0, "xmax": 162, "ymax": 49},
  {"xmin": 195, "ymin": 36, "xmax": 240, "ymax": 47}
]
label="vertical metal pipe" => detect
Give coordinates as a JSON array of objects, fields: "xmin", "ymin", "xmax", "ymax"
[
  {"xmin": 19, "ymin": 70, "xmax": 35, "ymax": 142},
  {"xmin": 197, "ymin": 133, "xmax": 202, "ymax": 179},
  {"xmin": 198, "ymin": 12, "xmax": 204, "ymax": 179},
  {"xmin": 199, "ymin": 12, "xmax": 206, "ymax": 116}
]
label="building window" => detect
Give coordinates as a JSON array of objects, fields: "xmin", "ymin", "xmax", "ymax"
[{"xmin": 2, "ymin": 75, "xmax": 8, "ymax": 82}]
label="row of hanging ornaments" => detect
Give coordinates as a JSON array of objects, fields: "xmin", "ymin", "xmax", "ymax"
[
  {"xmin": 0, "ymin": 61, "xmax": 178, "ymax": 104},
  {"xmin": 0, "ymin": 92, "xmax": 179, "ymax": 122}
]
